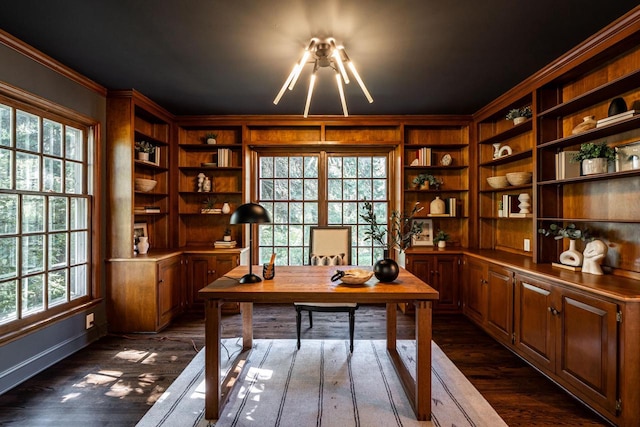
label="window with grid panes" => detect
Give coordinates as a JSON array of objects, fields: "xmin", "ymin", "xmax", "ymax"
[
  {"xmin": 257, "ymin": 152, "xmax": 388, "ymax": 266},
  {"xmin": 0, "ymin": 100, "xmax": 92, "ymax": 331}
]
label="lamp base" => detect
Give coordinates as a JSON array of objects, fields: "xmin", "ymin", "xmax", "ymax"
[{"xmin": 238, "ymin": 273, "xmax": 262, "ymax": 284}]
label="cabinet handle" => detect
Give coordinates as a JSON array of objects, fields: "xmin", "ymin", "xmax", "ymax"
[
  {"xmin": 158, "ymin": 279, "xmax": 164, "ymax": 283},
  {"xmin": 548, "ymin": 307, "xmax": 561, "ymax": 316}
]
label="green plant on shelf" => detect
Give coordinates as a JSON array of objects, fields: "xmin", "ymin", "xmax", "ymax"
[
  {"xmin": 412, "ymin": 173, "xmax": 442, "ymax": 190},
  {"xmin": 505, "ymin": 106, "xmax": 532, "ymax": 120},
  {"xmin": 571, "ymin": 142, "xmax": 616, "ymax": 163},
  {"xmin": 433, "ymin": 229, "xmax": 450, "ymax": 244},
  {"xmin": 537, "ymin": 223, "xmax": 593, "ymax": 241},
  {"xmin": 135, "ymin": 140, "xmax": 155, "ymax": 153}
]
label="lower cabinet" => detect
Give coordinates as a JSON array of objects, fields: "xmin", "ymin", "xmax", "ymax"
[
  {"xmin": 107, "ymin": 252, "xmax": 183, "ymax": 333},
  {"xmin": 185, "ymin": 252, "xmax": 241, "ymax": 312},
  {"xmin": 462, "ymin": 256, "xmax": 513, "ymax": 345},
  {"xmin": 514, "ymin": 273, "xmax": 619, "ymax": 419},
  {"xmin": 405, "ymin": 253, "xmax": 461, "ymax": 313}
]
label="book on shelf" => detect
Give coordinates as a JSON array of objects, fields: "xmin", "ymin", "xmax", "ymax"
[
  {"xmin": 216, "ymin": 148, "xmax": 232, "ymax": 167},
  {"xmin": 134, "ymin": 206, "xmax": 161, "ymax": 214},
  {"xmin": 416, "ymin": 147, "xmax": 432, "ymax": 166},
  {"xmin": 595, "ymin": 110, "xmax": 637, "ymax": 127},
  {"xmin": 555, "ymin": 151, "xmax": 580, "ymax": 179},
  {"xmin": 501, "ymin": 194, "xmax": 530, "ymax": 218},
  {"xmin": 214, "ymin": 240, "xmax": 237, "ymax": 248}
]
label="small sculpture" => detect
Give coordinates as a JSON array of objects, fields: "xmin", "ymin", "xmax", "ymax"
[
  {"xmin": 197, "ymin": 173, "xmax": 205, "ymax": 192},
  {"xmin": 582, "ymin": 239, "xmax": 608, "ymax": 275},
  {"xmin": 203, "ymin": 177, "xmax": 211, "ymax": 192},
  {"xmin": 492, "ymin": 143, "xmax": 513, "ymax": 159}
]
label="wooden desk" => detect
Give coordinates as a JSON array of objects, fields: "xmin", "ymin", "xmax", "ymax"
[{"xmin": 199, "ymin": 265, "xmax": 439, "ymax": 421}]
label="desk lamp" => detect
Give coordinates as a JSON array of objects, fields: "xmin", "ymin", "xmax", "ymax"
[{"xmin": 229, "ymin": 202, "xmax": 272, "ymax": 283}]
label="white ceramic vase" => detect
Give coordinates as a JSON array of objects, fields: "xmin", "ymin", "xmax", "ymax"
[
  {"xmin": 581, "ymin": 158, "xmax": 608, "ymax": 175},
  {"xmin": 430, "ymin": 196, "xmax": 445, "ymax": 215},
  {"xmin": 137, "ymin": 236, "xmax": 149, "ymax": 254},
  {"xmin": 438, "ymin": 240, "xmax": 446, "ymax": 249},
  {"xmin": 137, "ymin": 152, "xmax": 149, "ymax": 162},
  {"xmin": 559, "ymin": 239, "xmax": 582, "ymax": 267},
  {"xmin": 222, "ymin": 202, "xmax": 231, "ymax": 214}
]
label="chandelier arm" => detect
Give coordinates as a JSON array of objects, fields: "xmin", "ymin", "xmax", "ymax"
[
  {"xmin": 335, "ymin": 70, "xmax": 348, "ymax": 117},
  {"xmin": 332, "ymin": 44, "xmax": 350, "ymax": 84},
  {"xmin": 341, "ymin": 49, "xmax": 373, "ymax": 103},
  {"xmin": 273, "ymin": 64, "xmax": 298, "ymax": 105},
  {"xmin": 303, "ymin": 60, "xmax": 319, "ymax": 118}
]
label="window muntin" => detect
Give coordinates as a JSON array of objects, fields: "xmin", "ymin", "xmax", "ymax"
[
  {"xmin": 0, "ymin": 101, "xmax": 91, "ymax": 328},
  {"xmin": 257, "ymin": 152, "xmax": 389, "ymax": 266}
]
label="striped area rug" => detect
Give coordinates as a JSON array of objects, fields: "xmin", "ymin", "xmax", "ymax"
[{"xmin": 137, "ymin": 339, "xmax": 506, "ymax": 427}]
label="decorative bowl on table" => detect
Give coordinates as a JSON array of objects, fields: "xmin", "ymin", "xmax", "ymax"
[
  {"xmin": 332, "ymin": 269, "xmax": 374, "ymax": 285},
  {"xmin": 134, "ymin": 178, "xmax": 157, "ymax": 192},
  {"xmin": 505, "ymin": 172, "xmax": 533, "ymax": 186},
  {"xmin": 486, "ymin": 176, "xmax": 510, "ymax": 189}
]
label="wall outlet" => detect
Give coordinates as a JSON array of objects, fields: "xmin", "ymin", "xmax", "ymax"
[
  {"xmin": 524, "ymin": 238, "xmax": 531, "ymax": 252},
  {"xmin": 85, "ymin": 313, "xmax": 94, "ymax": 329}
]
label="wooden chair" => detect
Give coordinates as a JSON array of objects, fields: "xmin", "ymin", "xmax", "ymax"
[{"xmin": 295, "ymin": 226, "xmax": 358, "ymax": 352}]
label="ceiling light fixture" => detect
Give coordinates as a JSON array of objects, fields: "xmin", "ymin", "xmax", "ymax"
[{"xmin": 273, "ymin": 37, "xmax": 373, "ymax": 117}]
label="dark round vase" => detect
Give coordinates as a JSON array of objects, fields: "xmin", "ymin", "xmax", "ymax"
[
  {"xmin": 374, "ymin": 258, "xmax": 399, "ymax": 282},
  {"xmin": 608, "ymin": 97, "xmax": 627, "ymax": 117}
]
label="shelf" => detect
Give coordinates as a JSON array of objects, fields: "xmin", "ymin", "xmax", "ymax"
[
  {"xmin": 134, "ymin": 160, "xmax": 168, "ymax": 171},
  {"xmin": 479, "ymin": 149, "xmax": 533, "ymax": 167},
  {"xmin": 538, "ymin": 115, "xmax": 640, "ymax": 149},
  {"xmin": 404, "ymin": 143, "xmax": 468, "ymax": 149},
  {"xmin": 478, "ymin": 119, "xmax": 532, "ymax": 145},
  {"xmin": 179, "ymin": 191, "xmax": 242, "ymax": 195},
  {"xmin": 405, "ymin": 188, "xmax": 468, "ymax": 193},
  {"xmin": 404, "ymin": 165, "xmax": 468, "ymax": 170},
  {"xmin": 134, "ymin": 129, "xmax": 169, "ymax": 146},
  {"xmin": 538, "ymin": 69, "xmax": 640, "ymax": 118},
  {"xmin": 178, "ymin": 143, "xmax": 241, "ymax": 150},
  {"xmin": 135, "ymin": 190, "xmax": 169, "ymax": 197},
  {"xmin": 134, "ymin": 211, "xmax": 167, "ymax": 216},
  {"xmin": 479, "ymin": 184, "xmax": 532, "ymax": 193},
  {"xmin": 537, "ymin": 168, "xmax": 640, "ymax": 186},
  {"xmin": 537, "ymin": 217, "xmax": 639, "ymax": 224},
  {"xmin": 179, "ymin": 166, "xmax": 243, "ymax": 171},
  {"xmin": 479, "ymin": 216, "xmax": 533, "ymax": 220}
]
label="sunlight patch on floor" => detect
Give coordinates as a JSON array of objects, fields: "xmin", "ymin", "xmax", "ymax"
[
  {"xmin": 74, "ymin": 370, "xmax": 122, "ymax": 387},
  {"xmin": 61, "ymin": 392, "xmax": 81, "ymax": 402},
  {"xmin": 115, "ymin": 349, "xmax": 151, "ymax": 363}
]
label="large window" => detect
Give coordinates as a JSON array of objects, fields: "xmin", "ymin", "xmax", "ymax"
[
  {"xmin": 257, "ymin": 152, "xmax": 389, "ymax": 266},
  {"xmin": 0, "ymin": 100, "xmax": 91, "ymax": 330}
]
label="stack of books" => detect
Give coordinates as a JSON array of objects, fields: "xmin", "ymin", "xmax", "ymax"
[
  {"xmin": 596, "ymin": 110, "xmax": 637, "ymax": 128},
  {"xmin": 554, "ymin": 151, "xmax": 580, "ymax": 179},
  {"xmin": 214, "ymin": 240, "xmax": 237, "ymax": 248},
  {"xmin": 415, "ymin": 147, "xmax": 432, "ymax": 166},
  {"xmin": 217, "ymin": 148, "xmax": 232, "ymax": 167},
  {"xmin": 134, "ymin": 206, "xmax": 160, "ymax": 214}
]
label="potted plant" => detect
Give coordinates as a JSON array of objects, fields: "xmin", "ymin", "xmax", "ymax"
[
  {"xmin": 223, "ymin": 227, "xmax": 232, "ymax": 242},
  {"xmin": 538, "ymin": 223, "xmax": 593, "ymax": 267},
  {"xmin": 505, "ymin": 106, "xmax": 532, "ymax": 125},
  {"xmin": 134, "ymin": 140, "xmax": 155, "ymax": 161},
  {"xmin": 204, "ymin": 133, "xmax": 218, "ymax": 144},
  {"xmin": 571, "ymin": 142, "xmax": 615, "ymax": 175},
  {"xmin": 201, "ymin": 197, "xmax": 216, "ymax": 214},
  {"xmin": 433, "ymin": 229, "xmax": 450, "ymax": 248},
  {"xmin": 360, "ymin": 200, "xmax": 424, "ymax": 282},
  {"xmin": 412, "ymin": 173, "xmax": 442, "ymax": 190}
]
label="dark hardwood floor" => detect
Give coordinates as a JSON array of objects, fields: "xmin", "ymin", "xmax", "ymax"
[{"xmin": 0, "ymin": 304, "xmax": 608, "ymax": 426}]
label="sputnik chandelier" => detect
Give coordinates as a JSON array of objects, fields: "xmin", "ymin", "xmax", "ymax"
[{"xmin": 273, "ymin": 37, "xmax": 373, "ymax": 117}]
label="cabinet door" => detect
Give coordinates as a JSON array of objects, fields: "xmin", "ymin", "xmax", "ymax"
[
  {"xmin": 157, "ymin": 256, "xmax": 182, "ymax": 329},
  {"xmin": 188, "ymin": 254, "xmax": 217, "ymax": 308},
  {"xmin": 485, "ymin": 265, "xmax": 513, "ymax": 344},
  {"xmin": 514, "ymin": 275, "xmax": 554, "ymax": 372},
  {"xmin": 463, "ymin": 257, "xmax": 487, "ymax": 324},
  {"xmin": 433, "ymin": 255, "xmax": 460, "ymax": 312},
  {"xmin": 556, "ymin": 288, "xmax": 618, "ymax": 414}
]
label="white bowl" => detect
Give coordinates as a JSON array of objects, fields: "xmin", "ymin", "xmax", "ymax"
[
  {"xmin": 506, "ymin": 172, "xmax": 532, "ymax": 186},
  {"xmin": 134, "ymin": 178, "xmax": 157, "ymax": 192},
  {"xmin": 486, "ymin": 176, "xmax": 509, "ymax": 189}
]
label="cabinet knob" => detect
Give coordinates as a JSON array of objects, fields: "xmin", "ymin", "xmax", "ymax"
[
  {"xmin": 548, "ymin": 307, "xmax": 560, "ymax": 316},
  {"xmin": 158, "ymin": 279, "xmax": 164, "ymax": 283}
]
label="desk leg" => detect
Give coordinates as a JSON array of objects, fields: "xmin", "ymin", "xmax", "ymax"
[
  {"xmin": 241, "ymin": 302, "xmax": 253, "ymax": 350},
  {"xmin": 415, "ymin": 300, "xmax": 432, "ymax": 421},
  {"xmin": 386, "ymin": 303, "xmax": 397, "ymax": 351},
  {"xmin": 204, "ymin": 299, "xmax": 222, "ymax": 420}
]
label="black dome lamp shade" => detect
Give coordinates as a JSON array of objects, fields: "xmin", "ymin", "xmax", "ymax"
[{"xmin": 229, "ymin": 203, "xmax": 272, "ymax": 283}]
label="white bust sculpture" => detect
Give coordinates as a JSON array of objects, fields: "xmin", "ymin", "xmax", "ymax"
[{"xmin": 582, "ymin": 239, "xmax": 608, "ymax": 275}]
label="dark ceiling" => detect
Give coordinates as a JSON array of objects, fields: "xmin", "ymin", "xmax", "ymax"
[{"xmin": 1, "ymin": 1, "xmax": 638, "ymax": 117}]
